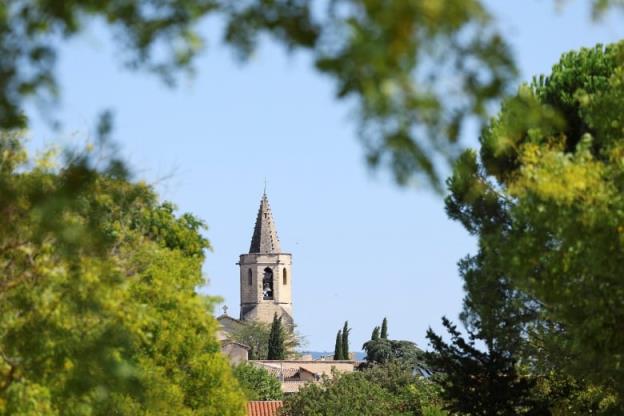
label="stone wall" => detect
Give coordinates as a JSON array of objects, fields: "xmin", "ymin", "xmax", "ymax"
[{"xmin": 239, "ymin": 252, "xmax": 293, "ymax": 324}]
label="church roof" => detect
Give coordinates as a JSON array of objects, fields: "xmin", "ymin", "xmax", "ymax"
[{"xmin": 249, "ymin": 193, "xmax": 281, "ymax": 254}]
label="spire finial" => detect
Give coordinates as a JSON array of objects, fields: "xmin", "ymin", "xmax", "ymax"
[{"xmin": 249, "ymin": 190, "xmax": 281, "ymax": 254}]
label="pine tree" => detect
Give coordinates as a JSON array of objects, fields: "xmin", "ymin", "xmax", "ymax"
[
  {"xmin": 334, "ymin": 330, "xmax": 343, "ymax": 360},
  {"xmin": 267, "ymin": 314, "xmax": 285, "ymax": 360},
  {"xmin": 371, "ymin": 326, "xmax": 380, "ymax": 341},
  {"xmin": 341, "ymin": 321, "xmax": 350, "ymax": 360},
  {"xmin": 380, "ymin": 317, "xmax": 388, "ymax": 339}
]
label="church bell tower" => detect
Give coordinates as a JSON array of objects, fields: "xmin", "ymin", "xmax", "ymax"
[{"xmin": 239, "ymin": 193, "xmax": 293, "ymax": 325}]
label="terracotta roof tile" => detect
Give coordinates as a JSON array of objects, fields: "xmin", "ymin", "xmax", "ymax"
[{"xmin": 247, "ymin": 401, "xmax": 283, "ymax": 416}]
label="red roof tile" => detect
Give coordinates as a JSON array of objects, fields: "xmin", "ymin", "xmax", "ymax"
[{"xmin": 247, "ymin": 401, "xmax": 283, "ymax": 416}]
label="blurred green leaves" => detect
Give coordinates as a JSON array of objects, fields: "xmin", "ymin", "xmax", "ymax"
[
  {"xmin": 0, "ymin": 133, "xmax": 245, "ymax": 415},
  {"xmin": 2, "ymin": 0, "xmax": 619, "ymax": 189}
]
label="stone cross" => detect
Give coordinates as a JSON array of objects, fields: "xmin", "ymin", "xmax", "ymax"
[{"xmin": 222, "ymin": 305, "xmax": 229, "ymax": 316}]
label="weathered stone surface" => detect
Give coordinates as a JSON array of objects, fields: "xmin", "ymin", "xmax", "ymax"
[
  {"xmin": 249, "ymin": 193, "xmax": 281, "ymax": 254},
  {"xmin": 240, "ymin": 194, "xmax": 293, "ymax": 325}
]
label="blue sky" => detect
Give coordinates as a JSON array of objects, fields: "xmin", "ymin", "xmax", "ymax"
[{"xmin": 28, "ymin": 1, "xmax": 624, "ymax": 351}]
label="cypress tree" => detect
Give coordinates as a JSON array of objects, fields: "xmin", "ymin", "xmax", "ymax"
[
  {"xmin": 371, "ymin": 326, "xmax": 380, "ymax": 341},
  {"xmin": 380, "ymin": 317, "xmax": 388, "ymax": 339},
  {"xmin": 341, "ymin": 321, "xmax": 350, "ymax": 360},
  {"xmin": 334, "ymin": 330, "xmax": 343, "ymax": 360},
  {"xmin": 267, "ymin": 314, "xmax": 285, "ymax": 360}
]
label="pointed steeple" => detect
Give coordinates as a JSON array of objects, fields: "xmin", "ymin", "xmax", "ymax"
[{"xmin": 249, "ymin": 192, "xmax": 281, "ymax": 254}]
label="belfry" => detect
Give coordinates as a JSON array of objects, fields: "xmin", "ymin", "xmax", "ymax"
[{"xmin": 238, "ymin": 193, "xmax": 293, "ymax": 325}]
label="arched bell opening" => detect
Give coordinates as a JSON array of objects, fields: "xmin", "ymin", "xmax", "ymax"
[{"xmin": 262, "ymin": 267, "xmax": 274, "ymax": 300}]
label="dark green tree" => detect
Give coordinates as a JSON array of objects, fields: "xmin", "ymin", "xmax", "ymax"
[
  {"xmin": 267, "ymin": 314, "xmax": 286, "ymax": 360},
  {"xmin": 380, "ymin": 317, "xmax": 389, "ymax": 339},
  {"xmin": 362, "ymin": 338, "xmax": 426, "ymax": 372},
  {"xmin": 341, "ymin": 321, "xmax": 351, "ymax": 360},
  {"xmin": 425, "ymin": 318, "xmax": 544, "ymax": 416},
  {"xmin": 371, "ymin": 326, "xmax": 380, "ymax": 341},
  {"xmin": 334, "ymin": 330, "xmax": 343, "ymax": 361},
  {"xmin": 445, "ymin": 41, "xmax": 624, "ymax": 406}
]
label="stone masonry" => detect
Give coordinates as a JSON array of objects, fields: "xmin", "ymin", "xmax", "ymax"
[{"xmin": 239, "ymin": 193, "xmax": 293, "ymax": 326}]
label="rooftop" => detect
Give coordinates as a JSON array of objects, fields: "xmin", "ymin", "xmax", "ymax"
[{"xmin": 247, "ymin": 401, "xmax": 283, "ymax": 416}]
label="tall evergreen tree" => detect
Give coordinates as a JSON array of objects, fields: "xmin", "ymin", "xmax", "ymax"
[
  {"xmin": 380, "ymin": 317, "xmax": 388, "ymax": 339},
  {"xmin": 341, "ymin": 321, "xmax": 351, "ymax": 360},
  {"xmin": 334, "ymin": 330, "xmax": 343, "ymax": 361},
  {"xmin": 267, "ymin": 314, "xmax": 285, "ymax": 360},
  {"xmin": 371, "ymin": 326, "xmax": 380, "ymax": 341},
  {"xmin": 426, "ymin": 318, "xmax": 543, "ymax": 415},
  {"xmin": 444, "ymin": 42, "xmax": 624, "ymax": 406}
]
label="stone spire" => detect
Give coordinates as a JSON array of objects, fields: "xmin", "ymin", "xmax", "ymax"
[{"xmin": 249, "ymin": 193, "xmax": 281, "ymax": 254}]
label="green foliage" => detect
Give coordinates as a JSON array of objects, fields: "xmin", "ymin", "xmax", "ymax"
[
  {"xmin": 282, "ymin": 363, "xmax": 445, "ymax": 416},
  {"xmin": 0, "ymin": 0, "xmax": 518, "ymax": 188},
  {"xmin": 267, "ymin": 314, "xmax": 286, "ymax": 360},
  {"xmin": 371, "ymin": 326, "xmax": 380, "ymax": 341},
  {"xmin": 380, "ymin": 317, "xmax": 388, "ymax": 339},
  {"xmin": 232, "ymin": 363, "xmax": 283, "ymax": 401},
  {"xmin": 532, "ymin": 372, "xmax": 617, "ymax": 416},
  {"xmin": 227, "ymin": 319, "xmax": 302, "ymax": 360},
  {"xmin": 363, "ymin": 339, "xmax": 425, "ymax": 370},
  {"xmin": 333, "ymin": 330, "xmax": 343, "ymax": 361},
  {"xmin": 445, "ymin": 41, "xmax": 624, "ymax": 410},
  {"xmin": 281, "ymin": 371, "xmax": 396, "ymax": 416},
  {"xmin": 0, "ymin": 134, "xmax": 245, "ymax": 415},
  {"xmin": 229, "ymin": 321, "xmax": 270, "ymax": 361},
  {"xmin": 340, "ymin": 321, "xmax": 350, "ymax": 360},
  {"xmin": 360, "ymin": 362, "xmax": 446, "ymax": 415},
  {"xmin": 426, "ymin": 318, "xmax": 543, "ymax": 416},
  {"xmin": 3, "ymin": 1, "xmax": 622, "ymax": 187}
]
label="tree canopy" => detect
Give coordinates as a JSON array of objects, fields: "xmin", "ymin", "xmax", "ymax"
[
  {"xmin": 445, "ymin": 41, "xmax": 624, "ymax": 409},
  {"xmin": 363, "ymin": 319, "xmax": 427, "ymax": 373},
  {"xmin": 0, "ymin": 133, "xmax": 245, "ymax": 415},
  {"xmin": 227, "ymin": 318, "xmax": 302, "ymax": 360},
  {"xmin": 232, "ymin": 363, "xmax": 283, "ymax": 401},
  {"xmin": 282, "ymin": 363, "xmax": 445, "ymax": 416}
]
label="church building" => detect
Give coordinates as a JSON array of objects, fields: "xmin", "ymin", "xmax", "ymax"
[
  {"xmin": 238, "ymin": 192, "xmax": 293, "ymax": 326},
  {"xmin": 217, "ymin": 192, "xmax": 294, "ymax": 360},
  {"xmin": 217, "ymin": 193, "xmax": 357, "ymax": 393}
]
